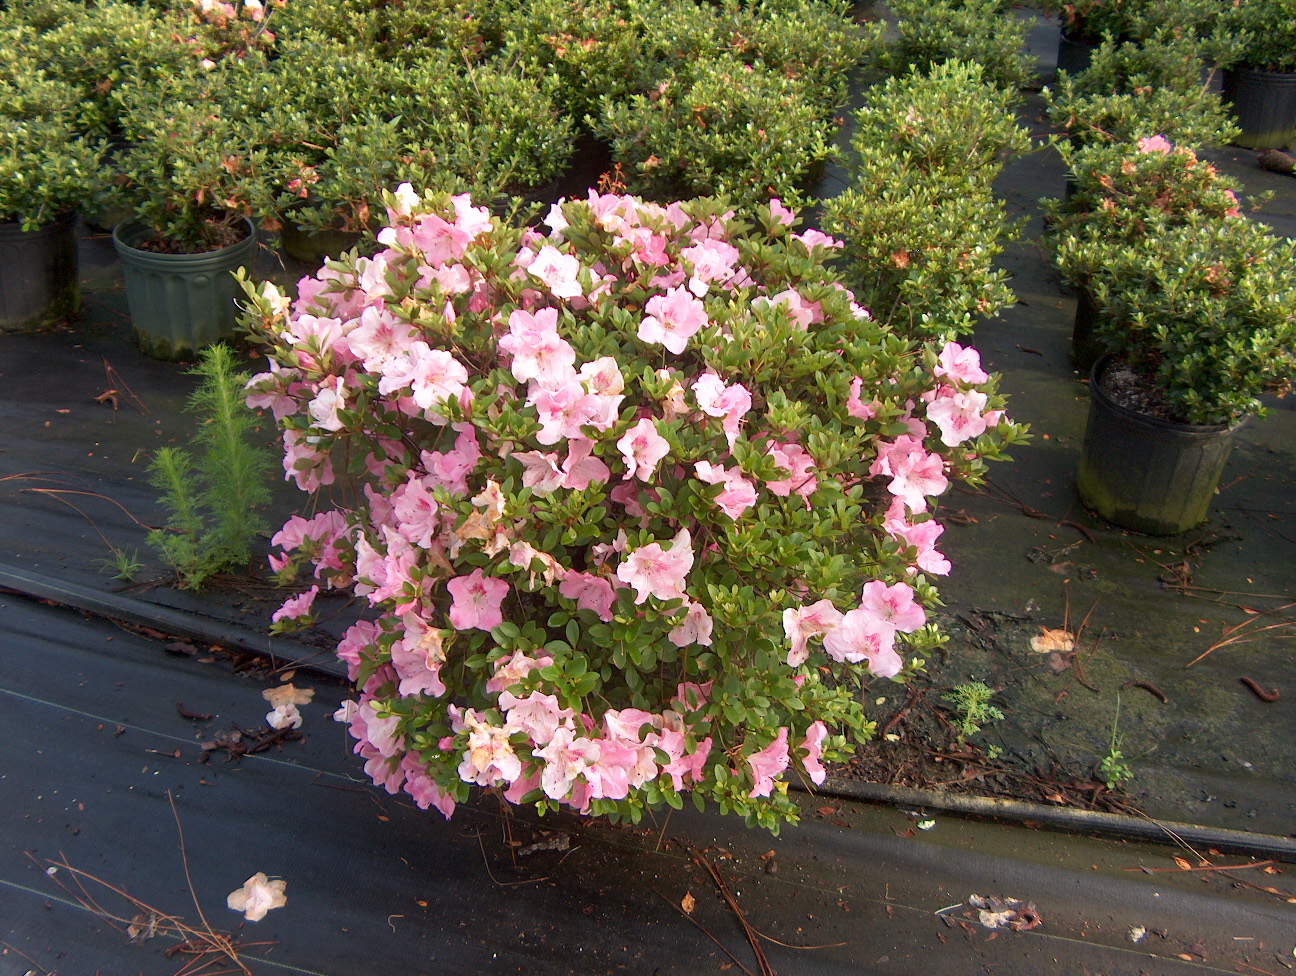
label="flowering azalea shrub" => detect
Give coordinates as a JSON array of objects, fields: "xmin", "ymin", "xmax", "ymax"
[{"xmin": 240, "ymin": 187, "xmax": 1026, "ymax": 832}]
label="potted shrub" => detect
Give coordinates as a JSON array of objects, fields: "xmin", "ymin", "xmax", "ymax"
[
  {"xmin": 1068, "ymin": 211, "xmax": 1296, "ymax": 534},
  {"xmin": 594, "ymin": 56, "xmax": 834, "ymax": 213},
  {"xmin": 821, "ymin": 60, "xmax": 1033, "ymax": 339},
  {"xmin": 1219, "ymin": 0, "xmax": 1296, "ymax": 148},
  {"xmin": 1042, "ymin": 0, "xmax": 1141, "ymax": 74},
  {"xmin": 109, "ymin": 71, "xmax": 287, "ymax": 359},
  {"xmin": 879, "ymin": 0, "xmax": 1034, "ymax": 92},
  {"xmin": 1044, "ymin": 35, "xmax": 1241, "ymax": 150},
  {"xmin": 0, "ymin": 47, "xmax": 107, "ymax": 331},
  {"xmin": 251, "ymin": 47, "xmax": 576, "ymax": 258},
  {"xmin": 496, "ymin": 0, "xmax": 644, "ymax": 130},
  {"xmin": 1047, "ymin": 134, "xmax": 1243, "ymax": 370},
  {"xmin": 238, "ymin": 187, "xmax": 1028, "ymax": 830}
]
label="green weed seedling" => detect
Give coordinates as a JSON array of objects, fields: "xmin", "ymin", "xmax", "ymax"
[
  {"xmin": 943, "ymin": 681, "xmax": 1005, "ymax": 741},
  {"xmin": 148, "ymin": 343, "xmax": 272, "ymax": 589},
  {"xmin": 1098, "ymin": 694, "xmax": 1133, "ymax": 787}
]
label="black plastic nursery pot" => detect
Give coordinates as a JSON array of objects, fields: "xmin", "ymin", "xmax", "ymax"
[
  {"xmin": 1223, "ymin": 67, "xmax": 1296, "ymax": 150},
  {"xmin": 1055, "ymin": 27, "xmax": 1100, "ymax": 77},
  {"xmin": 1077, "ymin": 357, "xmax": 1241, "ymax": 535},
  {"xmin": 1070, "ymin": 285, "xmax": 1105, "ymax": 376},
  {"xmin": 112, "ymin": 218, "xmax": 256, "ymax": 361},
  {"xmin": 0, "ymin": 212, "xmax": 79, "ymax": 333}
]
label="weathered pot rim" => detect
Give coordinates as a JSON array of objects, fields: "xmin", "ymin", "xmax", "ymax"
[
  {"xmin": 1090, "ymin": 355, "xmax": 1248, "ymax": 436},
  {"xmin": 0, "ymin": 211, "xmax": 78, "ymax": 235},
  {"xmin": 1226, "ymin": 65, "xmax": 1296, "ymax": 80}
]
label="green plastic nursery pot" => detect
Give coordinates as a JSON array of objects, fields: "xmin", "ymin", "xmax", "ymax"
[
  {"xmin": 0, "ymin": 213, "xmax": 79, "ymax": 333},
  {"xmin": 1077, "ymin": 357, "xmax": 1241, "ymax": 535},
  {"xmin": 112, "ymin": 219, "xmax": 256, "ymax": 361},
  {"xmin": 1223, "ymin": 68, "xmax": 1296, "ymax": 149}
]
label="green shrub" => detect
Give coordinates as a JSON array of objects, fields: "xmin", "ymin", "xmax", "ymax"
[
  {"xmin": 822, "ymin": 61, "xmax": 1030, "ymax": 337},
  {"xmin": 1064, "ymin": 214, "xmax": 1296, "ymax": 425},
  {"xmin": 497, "ymin": 0, "xmax": 643, "ymax": 126},
  {"xmin": 594, "ymin": 56, "xmax": 834, "ymax": 212},
  {"xmin": 1219, "ymin": 0, "xmax": 1296, "ymax": 71},
  {"xmin": 880, "ymin": 0, "xmax": 1033, "ymax": 91},
  {"xmin": 0, "ymin": 41, "xmax": 107, "ymax": 227},
  {"xmin": 1045, "ymin": 36, "xmax": 1239, "ymax": 148},
  {"xmin": 113, "ymin": 71, "xmax": 290, "ymax": 250},
  {"xmin": 629, "ymin": 0, "xmax": 867, "ymax": 115}
]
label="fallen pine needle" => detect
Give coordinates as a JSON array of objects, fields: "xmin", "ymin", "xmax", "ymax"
[{"xmin": 1124, "ymin": 860, "xmax": 1273, "ymax": 874}]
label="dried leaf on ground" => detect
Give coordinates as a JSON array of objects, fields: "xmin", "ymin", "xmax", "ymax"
[
  {"xmin": 1031, "ymin": 628, "xmax": 1075, "ymax": 653},
  {"xmin": 968, "ymin": 893, "xmax": 1042, "ymax": 931},
  {"xmin": 681, "ymin": 891, "xmax": 696, "ymax": 914}
]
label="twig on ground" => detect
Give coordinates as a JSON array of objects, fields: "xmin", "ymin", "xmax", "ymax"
[
  {"xmin": 1186, "ymin": 603, "xmax": 1296, "ymax": 668},
  {"xmin": 689, "ymin": 845, "xmax": 776, "ymax": 976}
]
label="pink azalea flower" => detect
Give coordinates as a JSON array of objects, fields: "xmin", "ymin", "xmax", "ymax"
[
  {"xmin": 822, "ymin": 609, "xmax": 903, "ymax": 677},
  {"xmin": 858, "ymin": 580, "xmax": 926, "ymax": 633},
  {"xmin": 526, "ymin": 244, "xmax": 584, "ymax": 299},
  {"xmin": 390, "ymin": 475, "xmax": 441, "ymax": 548},
  {"xmin": 408, "ymin": 211, "xmax": 472, "ymax": 266},
  {"xmin": 345, "ymin": 305, "xmax": 415, "ymax": 369},
  {"xmin": 747, "ymin": 727, "xmax": 789, "ymax": 798},
  {"xmin": 450, "ymin": 193, "xmax": 493, "ymax": 238},
  {"xmin": 691, "ymin": 373, "xmax": 752, "ymax": 447},
  {"xmin": 534, "ymin": 725, "xmax": 601, "ymax": 800},
  {"xmin": 846, "ymin": 377, "xmax": 877, "ymax": 421},
  {"xmin": 529, "ymin": 377, "xmax": 603, "ymax": 446},
  {"xmin": 560, "ymin": 437, "xmax": 611, "ymax": 490},
  {"xmin": 272, "ymin": 585, "xmax": 319, "ymax": 623},
  {"xmin": 638, "ymin": 286, "xmax": 709, "ymax": 354},
  {"xmin": 934, "ymin": 341, "xmax": 989, "ymax": 385},
  {"xmin": 306, "ymin": 376, "xmax": 347, "ymax": 432},
  {"xmin": 694, "ymin": 461, "xmax": 757, "ymax": 520},
  {"xmin": 500, "ymin": 689, "xmax": 573, "ymax": 746},
  {"xmin": 680, "ymin": 238, "xmax": 740, "ymax": 294},
  {"xmin": 390, "ymin": 614, "xmax": 448, "ymax": 698},
  {"xmin": 927, "ymin": 389, "xmax": 991, "ymax": 446},
  {"xmin": 266, "ymin": 703, "xmax": 302, "ymax": 730},
  {"xmin": 378, "ymin": 342, "xmax": 469, "ymax": 423},
  {"xmin": 873, "ymin": 437, "xmax": 949, "ymax": 513},
  {"xmin": 617, "ymin": 417, "xmax": 670, "ymax": 482},
  {"xmin": 768, "ymin": 198, "xmax": 796, "ymax": 226},
  {"xmin": 1137, "ymin": 134, "xmax": 1173, "ymax": 154},
  {"xmin": 499, "ymin": 307, "xmax": 576, "ymax": 387},
  {"xmin": 755, "ymin": 289, "xmax": 821, "ymax": 330},
  {"xmin": 446, "ymin": 569, "xmax": 509, "ymax": 631},
  {"xmin": 421, "ymin": 424, "xmax": 481, "ymax": 496},
  {"xmin": 800, "ymin": 721, "xmax": 828, "ymax": 786},
  {"xmin": 559, "ymin": 571, "xmax": 617, "ymax": 621},
  {"xmin": 226, "ymin": 873, "xmax": 287, "ymax": 922},
  {"xmin": 783, "ymin": 599, "xmax": 843, "ymax": 666},
  {"xmin": 765, "ymin": 442, "xmax": 817, "ymax": 503},
  {"xmin": 515, "ymin": 450, "xmax": 564, "ymax": 495},
  {"xmin": 668, "ymin": 602, "xmax": 714, "ymax": 647},
  {"xmin": 401, "ymin": 753, "xmax": 456, "ymax": 819},
  {"xmin": 486, "ymin": 649, "xmax": 553, "ymax": 694},
  {"xmin": 458, "ymin": 711, "xmax": 522, "ymax": 786},
  {"xmin": 791, "ymin": 228, "xmax": 843, "ymax": 251},
  {"xmin": 616, "ymin": 528, "xmax": 694, "ymax": 604}
]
